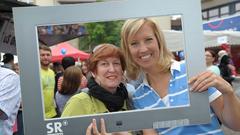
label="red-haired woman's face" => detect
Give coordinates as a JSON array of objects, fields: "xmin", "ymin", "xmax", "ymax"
[{"xmin": 92, "ymin": 57, "xmax": 123, "ymax": 93}]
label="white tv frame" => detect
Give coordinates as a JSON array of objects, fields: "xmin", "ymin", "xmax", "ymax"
[{"xmin": 13, "ymin": 0, "xmax": 210, "ymax": 134}]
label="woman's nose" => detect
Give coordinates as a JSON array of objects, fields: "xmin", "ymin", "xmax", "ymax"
[
  {"xmin": 108, "ymin": 64, "xmax": 116, "ymax": 72},
  {"xmin": 139, "ymin": 43, "xmax": 148, "ymax": 52}
]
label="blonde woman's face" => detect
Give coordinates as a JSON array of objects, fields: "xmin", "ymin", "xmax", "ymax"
[{"xmin": 128, "ymin": 23, "xmax": 160, "ymax": 70}]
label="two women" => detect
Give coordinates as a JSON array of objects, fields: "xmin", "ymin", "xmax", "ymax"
[{"xmin": 63, "ymin": 18, "xmax": 240, "ymax": 135}]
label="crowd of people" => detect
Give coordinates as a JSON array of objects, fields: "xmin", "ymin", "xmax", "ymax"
[
  {"xmin": 1, "ymin": 17, "xmax": 240, "ymax": 135},
  {"xmin": 38, "ymin": 24, "xmax": 86, "ymax": 36}
]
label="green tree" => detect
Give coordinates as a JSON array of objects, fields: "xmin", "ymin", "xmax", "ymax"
[{"xmin": 79, "ymin": 20, "xmax": 124, "ymax": 51}]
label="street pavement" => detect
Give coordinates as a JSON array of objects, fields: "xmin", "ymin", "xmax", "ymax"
[{"xmin": 221, "ymin": 78, "xmax": 240, "ymax": 135}]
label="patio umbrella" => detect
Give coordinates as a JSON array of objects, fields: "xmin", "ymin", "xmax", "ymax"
[{"xmin": 50, "ymin": 42, "xmax": 90, "ymax": 62}]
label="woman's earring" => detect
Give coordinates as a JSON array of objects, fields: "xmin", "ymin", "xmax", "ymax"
[
  {"xmin": 91, "ymin": 72, "xmax": 95, "ymax": 78},
  {"xmin": 95, "ymin": 78, "xmax": 101, "ymax": 86}
]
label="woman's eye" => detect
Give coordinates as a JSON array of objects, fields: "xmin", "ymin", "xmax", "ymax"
[
  {"xmin": 146, "ymin": 38, "xmax": 153, "ymax": 42},
  {"xmin": 130, "ymin": 42, "xmax": 138, "ymax": 46},
  {"xmin": 114, "ymin": 62, "xmax": 121, "ymax": 65},
  {"xmin": 99, "ymin": 62, "xmax": 107, "ymax": 66}
]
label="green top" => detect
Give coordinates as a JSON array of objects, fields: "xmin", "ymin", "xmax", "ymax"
[
  {"xmin": 41, "ymin": 68, "xmax": 57, "ymax": 118},
  {"xmin": 61, "ymin": 92, "xmax": 127, "ymax": 117}
]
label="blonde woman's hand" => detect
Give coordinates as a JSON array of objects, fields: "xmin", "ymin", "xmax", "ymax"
[
  {"xmin": 86, "ymin": 118, "xmax": 108, "ymax": 135},
  {"xmin": 189, "ymin": 71, "xmax": 233, "ymax": 95}
]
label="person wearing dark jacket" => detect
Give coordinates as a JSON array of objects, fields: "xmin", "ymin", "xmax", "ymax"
[{"xmin": 218, "ymin": 55, "xmax": 234, "ymax": 85}]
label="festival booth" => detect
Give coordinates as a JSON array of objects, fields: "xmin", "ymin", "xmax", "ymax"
[
  {"xmin": 163, "ymin": 30, "xmax": 240, "ymax": 51},
  {"xmin": 50, "ymin": 42, "xmax": 90, "ymax": 62},
  {"xmin": 163, "ymin": 30, "xmax": 240, "ymax": 73}
]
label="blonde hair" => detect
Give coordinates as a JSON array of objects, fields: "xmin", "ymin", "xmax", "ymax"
[{"xmin": 121, "ymin": 18, "xmax": 173, "ymax": 79}]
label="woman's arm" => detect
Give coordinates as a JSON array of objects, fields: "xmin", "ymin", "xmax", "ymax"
[
  {"xmin": 189, "ymin": 71, "xmax": 240, "ymax": 131},
  {"xmin": 210, "ymin": 86, "xmax": 240, "ymax": 130}
]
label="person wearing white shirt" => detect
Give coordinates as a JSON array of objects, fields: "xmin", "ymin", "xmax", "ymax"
[{"xmin": 0, "ymin": 66, "xmax": 21, "ymax": 135}]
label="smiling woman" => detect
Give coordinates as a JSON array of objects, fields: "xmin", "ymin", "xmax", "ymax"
[
  {"xmin": 120, "ymin": 17, "xmax": 240, "ymax": 135},
  {"xmin": 61, "ymin": 44, "xmax": 132, "ymax": 134},
  {"xmin": 61, "ymin": 44, "xmax": 130, "ymax": 116}
]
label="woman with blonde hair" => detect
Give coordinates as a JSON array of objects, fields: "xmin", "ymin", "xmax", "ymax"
[{"xmin": 120, "ymin": 17, "xmax": 240, "ymax": 135}]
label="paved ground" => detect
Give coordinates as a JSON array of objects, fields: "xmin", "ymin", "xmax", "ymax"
[{"xmin": 221, "ymin": 78, "xmax": 240, "ymax": 135}]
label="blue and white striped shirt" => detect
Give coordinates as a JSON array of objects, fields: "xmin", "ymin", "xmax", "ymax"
[{"xmin": 132, "ymin": 60, "xmax": 223, "ymax": 135}]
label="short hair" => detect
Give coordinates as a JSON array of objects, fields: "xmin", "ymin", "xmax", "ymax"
[
  {"xmin": 60, "ymin": 66, "xmax": 82, "ymax": 95},
  {"xmin": 205, "ymin": 49, "xmax": 217, "ymax": 58},
  {"xmin": 61, "ymin": 56, "xmax": 75, "ymax": 70},
  {"xmin": 88, "ymin": 43, "xmax": 126, "ymax": 72},
  {"xmin": 2, "ymin": 53, "xmax": 14, "ymax": 63},
  {"xmin": 121, "ymin": 18, "xmax": 173, "ymax": 79},
  {"xmin": 39, "ymin": 44, "xmax": 51, "ymax": 53},
  {"xmin": 53, "ymin": 62, "xmax": 62, "ymax": 68},
  {"xmin": 205, "ymin": 49, "xmax": 217, "ymax": 62},
  {"xmin": 218, "ymin": 50, "xmax": 228, "ymax": 63}
]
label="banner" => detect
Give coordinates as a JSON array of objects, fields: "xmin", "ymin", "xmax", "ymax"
[
  {"xmin": 0, "ymin": 20, "xmax": 16, "ymax": 54},
  {"xmin": 203, "ymin": 15, "xmax": 240, "ymax": 31}
]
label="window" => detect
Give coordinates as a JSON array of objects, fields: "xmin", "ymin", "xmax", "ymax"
[
  {"xmin": 236, "ymin": 2, "xmax": 240, "ymax": 12},
  {"xmin": 202, "ymin": 11, "xmax": 208, "ymax": 20},
  {"xmin": 209, "ymin": 8, "xmax": 219, "ymax": 18},
  {"xmin": 220, "ymin": 6, "xmax": 229, "ymax": 15}
]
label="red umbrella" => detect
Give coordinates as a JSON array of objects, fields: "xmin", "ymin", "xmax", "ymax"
[{"xmin": 50, "ymin": 42, "xmax": 90, "ymax": 62}]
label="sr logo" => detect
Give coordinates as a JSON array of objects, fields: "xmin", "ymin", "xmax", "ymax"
[{"xmin": 46, "ymin": 121, "xmax": 68, "ymax": 135}]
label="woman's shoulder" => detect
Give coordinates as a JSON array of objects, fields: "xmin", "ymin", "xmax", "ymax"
[
  {"xmin": 171, "ymin": 60, "xmax": 187, "ymax": 74},
  {"xmin": 61, "ymin": 92, "xmax": 94, "ymax": 117},
  {"xmin": 70, "ymin": 92, "xmax": 91, "ymax": 101},
  {"xmin": 208, "ymin": 65, "xmax": 220, "ymax": 75}
]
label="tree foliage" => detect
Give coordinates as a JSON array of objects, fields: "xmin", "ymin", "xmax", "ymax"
[{"xmin": 79, "ymin": 20, "xmax": 124, "ymax": 51}]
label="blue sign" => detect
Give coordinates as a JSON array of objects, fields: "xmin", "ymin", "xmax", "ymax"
[{"xmin": 203, "ymin": 15, "xmax": 240, "ymax": 31}]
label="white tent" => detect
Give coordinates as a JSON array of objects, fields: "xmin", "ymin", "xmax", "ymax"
[
  {"xmin": 163, "ymin": 30, "xmax": 240, "ymax": 52},
  {"xmin": 2, "ymin": 27, "xmax": 240, "ymax": 54},
  {"xmin": 204, "ymin": 31, "xmax": 240, "ymax": 48}
]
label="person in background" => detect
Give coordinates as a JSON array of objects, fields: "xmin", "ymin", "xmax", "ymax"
[
  {"xmin": 56, "ymin": 56, "xmax": 75, "ymax": 92},
  {"xmin": 218, "ymin": 49, "xmax": 237, "ymax": 77},
  {"xmin": 39, "ymin": 44, "xmax": 57, "ymax": 118},
  {"xmin": 12, "ymin": 63, "xmax": 20, "ymax": 75},
  {"xmin": 52, "ymin": 62, "xmax": 64, "ymax": 75},
  {"xmin": 55, "ymin": 66, "xmax": 82, "ymax": 115},
  {"xmin": 57, "ymin": 56, "xmax": 88, "ymax": 91},
  {"xmin": 11, "ymin": 63, "xmax": 24, "ymax": 135},
  {"xmin": 81, "ymin": 59, "xmax": 91, "ymax": 80},
  {"xmin": 1, "ymin": 53, "xmax": 14, "ymax": 70},
  {"xmin": 52, "ymin": 62, "xmax": 64, "ymax": 96},
  {"xmin": 62, "ymin": 44, "xmax": 132, "ymax": 135},
  {"xmin": 120, "ymin": 17, "xmax": 240, "ymax": 134},
  {"xmin": 218, "ymin": 50, "xmax": 235, "ymax": 85},
  {"xmin": 0, "ymin": 65, "xmax": 21, "ymax": 135},
  {"xmin": 205, "ymin": 49, "xmax": 220, "ymax": 76},
  {"xmin": 62, "ymin": 56, "xmax": 75, "ymax": 71}
]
